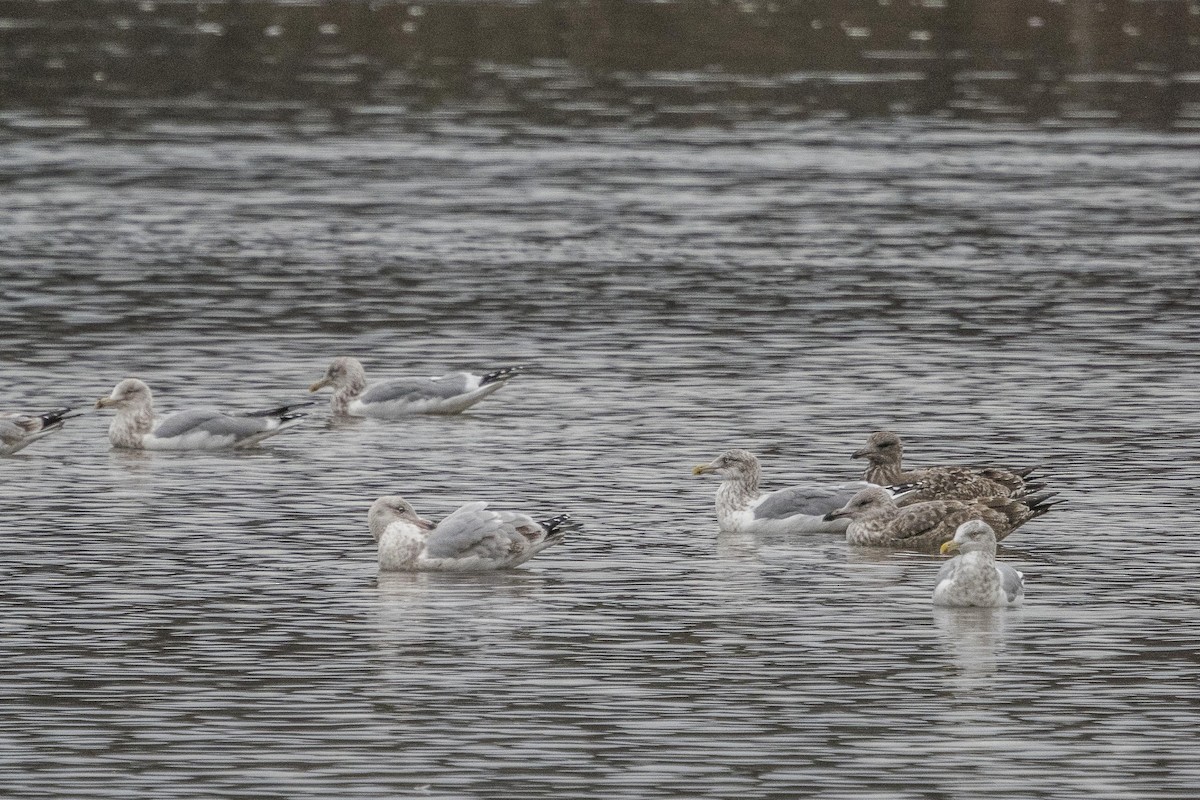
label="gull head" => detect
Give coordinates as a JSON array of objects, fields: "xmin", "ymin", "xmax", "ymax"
[
  {"xmin": 96, "ymin": 378, "xmax": 152, "ymax": 410},
  {"xmin": 941, "ymin": 519, "xmax": 998, "ymax": 556},
  {"xmin": 368, "ymin": 495, "xmax": 435, "ymax": 541},
  {"xmin": 823, "ymin": 486, "xmax": 896, "ymax": 522},
  {"xmin": 692, "ymin": 449, "xmax": 759, "ymax": 479},
  {"xmin": 310, "ymin": 356, "xmax": 366, "ymax": 393},
  {"xmin": 852, "ymin": 430, "xmax": 903, "ymax": 465}
]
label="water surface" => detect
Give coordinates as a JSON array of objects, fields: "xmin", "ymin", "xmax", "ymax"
[{"xmin": 1, "ymin": 119, "xmax": 1199, "ymax": 798}]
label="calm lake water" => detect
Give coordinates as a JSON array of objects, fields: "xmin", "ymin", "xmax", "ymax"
[{"xmin": 2, "ymin": 117, "xmax": 1199, "ymax": 798}]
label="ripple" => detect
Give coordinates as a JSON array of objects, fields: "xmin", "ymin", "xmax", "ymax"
[{"xmin": 1, "ymin": 120, "xmax": 1199, "ymax": 798}]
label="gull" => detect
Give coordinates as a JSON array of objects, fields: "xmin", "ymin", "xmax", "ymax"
[
  {"xmin": 692, "ymin": 449, "xmax": 875, "ymax": 534},
  {"xmin": 824, "ymin": 486, "xmax": 1060, "ymax": 551},
  {"xmin": 933, "ymin": 520, "xmax": 1025, "ymax": 607},
  {"xmin": 1, "ymin": 407, "xmax": 77, "ymax": 456},
  {"xmin": 852, "ymin": 430, "xmax": 1045, "ymax": 504},
  {"xmin": 95, "ymin": 378, "xmax": 310, "ymax": 450},
  {"xmin": 368, "ymin": 495, "xmax": 579, "ymax": 571},
  {"xmin": 309, "ymin": 357, "xmax": 522, "ymax": 418}
]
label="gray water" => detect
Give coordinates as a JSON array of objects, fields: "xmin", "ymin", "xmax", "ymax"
[{"xmin": 2, "ymin": 118, "xmax": 1200, "ymax": 799}]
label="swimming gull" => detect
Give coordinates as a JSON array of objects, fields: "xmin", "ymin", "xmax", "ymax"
[
  {"xmin": 692, "ymin": 449, "xmax": 875, "ymax": 534},
  {"xmin": 824, "ymin": 486, "xmax": 1060, "ymax": 551},
  {"xmin": 369, "ymin": 495, "xmax": 579, "ymax": 571},
  {"xmin": 95, "ymin": 378, "xmax": 311, "ymax": 450},
  {"xmin": 1, "ymin": 407, "xmax": 77, "ymax": 456},
  {"xmin": 309, "ymin": 356, "xmax": 522, "ymax": 418},
  {"xmin": 852, "ymin": 430, "xmax": 1045, "ymax": 504},
  {"xmin": 933, "ymin": 520, "xmax": 1025, "ymax": 607}
]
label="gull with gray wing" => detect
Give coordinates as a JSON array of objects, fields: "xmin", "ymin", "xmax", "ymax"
[
  {"xmin": 933, "ymin": 520, "xmax": 1025, "ymax": 607},
  {"xmin": 95, "ymin": 378, "xmax": 310, "ymax": 450},
  {"xmin": 1, "ymin": 407, "xmax": 78, "ymax": 456},
  {"xmin": 369, "ymin": 495, "xmax": 579, "ymax": 571},
  {"xmin": 693, "ymin": 449, "xmax": 873, "ymax": 534},
  {"xmin": 310, "ymin": 356, "xmax": 522, "ymax": 418}
]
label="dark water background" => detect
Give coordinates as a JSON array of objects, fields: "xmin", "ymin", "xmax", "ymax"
[
  {"xmin": 3, "ymin": 2, "xmax": 1200, "ymax": 799},
  {"xmin": 2, "ymin": 0, "xmax": 1200, "ymax": 126}
]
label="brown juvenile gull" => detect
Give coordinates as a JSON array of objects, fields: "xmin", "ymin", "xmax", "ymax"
[
  {"xmin": 1, "ymin": 407, "xmax": 77, "ymax": 456},
  {"xmin": 95, "ymin": 378, "xmax": 310, "ymax": 450},
  {"xmin": 824, "ymin": 486, "xmax": 1060, "ymax": 551},
  {"xmin": 692, "ymin": 449, "xmax": 877, "ymax": 534},
  {"xmin": 933, "ymin": 520, "xmax": 1025, "ymax": 608},
  {"xmin": 852, "ymin": 430, "xmax": 1044, "ymax": 504},
  {"xmin": 309, "ymin": 357, "xmax": 522, "ymax": 418},
  {"xmin": 368, "ymin": 496, "xmax": 579, "ymax": 572}
]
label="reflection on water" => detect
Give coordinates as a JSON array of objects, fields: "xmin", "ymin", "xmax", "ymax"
[
  {"xmin": 933, "ymin": 606, "xmax": 1010, "ymax": 689},
  {"xmin": 2, "ymin": 118, "xmax": 1200, "ymax": 797}
]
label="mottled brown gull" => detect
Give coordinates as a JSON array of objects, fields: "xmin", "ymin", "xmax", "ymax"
[
  {"xmin": 309, "ymin": 357, "xmax": 522, "ymax": 418},
  {"xmin": 824, "ymin": 486, "xmax": 1059, "ymax": 551},
  {"xmin": 852, "ymin": 430, "xmax": 1044, "ymax": 504},
  {"xmin": 95, "ymin": 378, "xmax": 310, "ymax": 450},
  {"xmin": 933, "ymin": 520, "xmax": 1025, "ymax": 607},
  {"xmin": 369, "ymin": 496, "xmax": 579, "ymax": 572},
  {"xmin": 692, "ymin": 449, "xmax": 875, "ymax": 534},
  {"xmin": 1, "ymin": 407, "xmax": 76, "ymax": 456}
]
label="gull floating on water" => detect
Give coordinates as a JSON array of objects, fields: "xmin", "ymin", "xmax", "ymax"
[
  {"xmin": 369, "ymin": 495, "xmax": 579, "ymax": 571},
  {"xmin": 309, "ymin": 356, "xmax": 522, "ymax": 418},
  {"xmin": 95, "ymin": 378, "xmax": 310, "ymax": 450},
  {"xmin": 824, "ymin": 486, "xmax": 1060, "ymax": 551},
  {"xmin": 933, "ymin": 520, "xmax": 1025, "ymax": 607},
  {"xmin": 692, "ymin": 449, "xmax": 875, "ymax": 534},
  {"xmin": 1, "ymin": 407, "xmax": 77, "ymax": 456},
  {"xmin": 853, "ymin": 430, "xmax": 1045, "ymax": 504}
]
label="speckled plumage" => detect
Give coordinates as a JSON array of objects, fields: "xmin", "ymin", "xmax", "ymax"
[
  {"xmin": 826, "ymin": 486, "xmax": 1056, "ymax": 551},
  {"xmin": 853, "ymin": 430, "xmax": 1043, "ymax": 505},
  {"xmin": 933, "ymin": 520, "xmax": 1025, "ymax": 607}
]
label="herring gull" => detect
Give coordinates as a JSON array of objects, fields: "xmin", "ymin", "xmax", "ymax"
[
  {"xmin": 1, "ymin": 407, "xmax": 77, "ymax": 456},
  {"xmin": 933, "ymin": 520, "xmax": 1025, "ymax": 607},
  {"xmin": 824, "ymin": 486, "xmax": 1060, "ymax": 551},
  {"xmin": 309, "ymin": 357, "xmax": 522, "ymax": 418},
  {"xmin": 852, "ymin": 430, "xmax": 1045, "ymax": 504},
  {"xmin": 95, "ymin": 378, "xmax": 310, "ymax": 450},
  {"xmin": 369, "ymin": 495, "xmax": 579, "ymax": 571},
  {"xmin": 692, "ymin": 449, "xmax": 875, "ymax": 534}
]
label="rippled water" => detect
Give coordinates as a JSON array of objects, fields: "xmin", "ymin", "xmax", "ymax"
[{"xmin": 2, "ymin": 119, "xmax": 1200, "ymax": 798}]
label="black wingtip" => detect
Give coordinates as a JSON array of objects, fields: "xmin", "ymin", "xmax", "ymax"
[
  {"xmin": 39, "ymin": 407, "xmax": 82, "ymax": 426},
  {"xmin": 540, "ymin": 513, "xmax": 581, "ymax": 537},
  {"xmin": 1025, "ymin": 492, "xmax": 1066, "ymax": 518},
  {"xmin": 480, "ymin": 365, "xmax": 527, "ymax": 386},
  {"xmin": 244, "ymin": 400, "xmax": 319, "ymax": 418}
]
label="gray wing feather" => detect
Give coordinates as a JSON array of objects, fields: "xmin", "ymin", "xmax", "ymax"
[
  {"xmin": 360, "ymin": 374, "xmax": 475, "ymax": 405},
  {"xmin": 752, "ymin": 482, "xmax": 871, "ymax": 521},
  {"xmin": 0, "ymin": 419, "xmax": 23, "ymax": 447},
  {"xmin": 998, "ymin": 564, "xmax": 1025, "ymax": 603},
  {"xmin": 424, "ymin": 502, "xmax": 515, "ymax": 559},
  {"xmin": 153, "ymin": 408, "xmax": 270, "ymax": 439}
]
